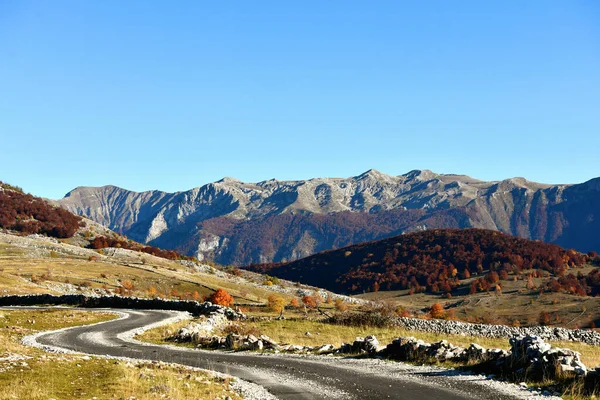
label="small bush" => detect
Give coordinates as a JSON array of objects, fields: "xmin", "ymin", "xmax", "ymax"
[
  {"xmin": 121, "ymin": 280, "xmax": 135, "ymax": 293},
  {"xmin": 209, "ymin": 288, "xmax": 234, "ymax": 307},
  {"xmin": 539, "ymin": 311, "xmax": 551, "ymax": 326},
  {"xmin": 264, "ymin": 275, "xmax": 279, "ymax": 285},
  {"xmin": 267, "ymin": 295, "xmax": 286, "ymax": 315},
  {"xmin": 302, "ymin": 295, "xmax": 317, "ymax": 308},
  {"xmin": 334, "ymin": 298, "xmax": 348, "ymax": 312},
  {"xmin": 429, "ymin": 303, "xmax": 445, "ymax": 319},
  {"xmin": 329, "ymin": 311, "xmax": 396, "ymax": 328}
]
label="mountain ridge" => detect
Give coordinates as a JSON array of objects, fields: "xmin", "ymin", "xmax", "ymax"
[{"xmin": 56, "ymin": 169, "xmax": 600, "ymax": 264}]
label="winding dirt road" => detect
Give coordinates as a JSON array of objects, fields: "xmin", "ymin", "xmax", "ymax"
[{"xmin": 29, "ymin": 309, "xmax": 532, "ymax": 400}]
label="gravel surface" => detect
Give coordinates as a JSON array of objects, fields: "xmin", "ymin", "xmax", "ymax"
[
  {"xmin": 263, "ymin": 353, "xmax": 561, "ymax": 400},
  {"xmin": 16, "ymin": 307, "xmax": 274, "ymax": 400}
]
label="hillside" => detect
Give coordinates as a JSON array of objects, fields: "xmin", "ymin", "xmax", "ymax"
[
  {"xmin": 0, "ymin": 181, "xmax": 198, "ymax": 263},
  {"xmin": 244, "ymin": 228, "xmax": 592, "ymax": 294},
  {"xmin": 57, "ymin": 169, "xmax": 600, "ymax": 265},
  {"xmin": 0, "ymin": 181, "xmax": 346, "ymax": 305},
  {"xmin": 0, "ymin": 228, "xmax": 354, "ymax": 307},
  {"xmin": 0, "ymin": 181, "xmax": 82, "ymax": 238}
]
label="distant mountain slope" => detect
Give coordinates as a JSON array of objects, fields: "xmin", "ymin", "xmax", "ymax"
[
  {"xmin": 244, "ymin": 229, "xmax": 590, "ymax": 294},
  {"xmin": 0, "ymin": 180, "xmax": 192, "ymax": 263},
  {"xmin": 57, "ymin": 170, "xmax": 600, "ymax": 265}
]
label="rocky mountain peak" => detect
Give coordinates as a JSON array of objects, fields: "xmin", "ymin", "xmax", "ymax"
[
  {"xmin": 356, "ymin": 168, "xmax": 387, "ymax": 179},
  {"xmin": 217, "ymin": 177, "xmax": 242, "ymax": 184},
  {"xmin": 402, "ymin": 169, "xmax": 438, "ymax": 182}
]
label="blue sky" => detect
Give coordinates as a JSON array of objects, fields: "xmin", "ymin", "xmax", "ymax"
[{"xmin": 1, "ymin": 1, "xmax": 599, "ymax": 199}]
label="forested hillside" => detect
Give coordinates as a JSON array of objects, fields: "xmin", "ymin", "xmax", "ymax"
[
  {"xmin": 0, "ymin": 182, "xmax": 81, "ymax": 238},
  {"xmin": 0, "ymin": 181, "xmax": 195, "ymax": 263},
  {"xmin": 245, "ymin": 229, "xmax": 592, "ymax": 294}
]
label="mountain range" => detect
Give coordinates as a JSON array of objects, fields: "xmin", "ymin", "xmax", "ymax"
[{"xmin": 57, "ymin": 169, "xmax": 600, "ymax": 265}]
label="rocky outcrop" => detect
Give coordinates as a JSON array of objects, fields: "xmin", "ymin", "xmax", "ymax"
[
  {"xmin": 381, "ymin": 337, "xmax": 476, "ymax": 363},
  {"xmin": 175, "ymin": 312, "xmax": 232, "ymax": 344},
  {"xmin": 172, "ymin": 322, "xmax": 339, "ymax": 354},
  {"xmin": 173, "ymin": 314, "xmax": 600, "ymax": 353},
  {"xmin": 382, "ymin": 334, "xmax": 593, "ymax": 382},
  {"xmin": 58, "ymin": 170, "xmax": 600, "ymax": 265},
  {"xmin": 507, "ymin": 336, "xmax": 588, "ymax": 378},
  {"xmin": 337, "ymin": 335, "xmax": 381, "ymax": 355}
]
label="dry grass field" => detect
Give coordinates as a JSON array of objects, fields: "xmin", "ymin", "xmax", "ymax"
[
  {"xmin": 356, "ymin": 265, "xmax": 600, "ymax": 330},
  {"xmin": 0, "ymin": 238, "xmax": 293, "ymax": 305}
]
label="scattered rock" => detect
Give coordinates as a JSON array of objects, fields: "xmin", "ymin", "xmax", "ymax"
[
  {"xmin": 313, "ymin": 344, "xmax": 335, "ymax": 354},
  {"xmin": 149, "ymin": 384, "xmax": 170, "ymax": 393}
]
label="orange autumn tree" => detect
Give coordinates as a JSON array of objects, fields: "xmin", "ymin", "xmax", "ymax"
[
  {"xmin": 147, "ymin": 286, "xmax": 158, "ymax": 298},
  {"xmin": 267, "ymin": 295, "xmax": 286, "ymax": 316},
  {"xmin": 313, "ymin": 293, "xmax": 324, "ymax": 308},
  {"xmin": 302, "ymin": 295, "xmax": 317, "ymax": 308},
  {"xmin": 429, "ymin": 303, "xmax": 445, "ymax": 319},
  {"xmin": 121, "ymin": 280, "xmax": 135, "ymax": 295},
  {"xmin": 334, "ymin": 298, "xmax": 348, "ymax": 312},
  {"xmin": 209, "ymin": 288, "xmax": 234, "ymax": 307}
]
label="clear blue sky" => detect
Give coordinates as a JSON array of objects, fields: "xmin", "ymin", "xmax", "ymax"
[{"xmin": 1, "ymin": 1, "xmax": 599, "ymax": 199}]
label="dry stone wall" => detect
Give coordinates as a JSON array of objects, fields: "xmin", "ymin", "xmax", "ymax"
[
  {"xmin": 393, "ymin": 317, "xmax": 600, "ymax": 345},
  {"xmin": 0, "ymin": 294, "xmax": 245, "ymax": 320}
]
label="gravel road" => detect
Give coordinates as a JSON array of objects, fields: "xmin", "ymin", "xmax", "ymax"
[{"xmin": 23, "ymin": 308, "xmax": 553, "ymax": 400}]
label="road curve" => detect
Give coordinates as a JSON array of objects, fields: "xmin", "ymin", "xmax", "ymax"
[{"xmin": 30, "ymin": 309, "xmax": 525, "ymax": 400}]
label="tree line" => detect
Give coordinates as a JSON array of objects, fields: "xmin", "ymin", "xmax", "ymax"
[{"xmin": 89, "ymin": 235, "xmax": 195, "ymax": 261}]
